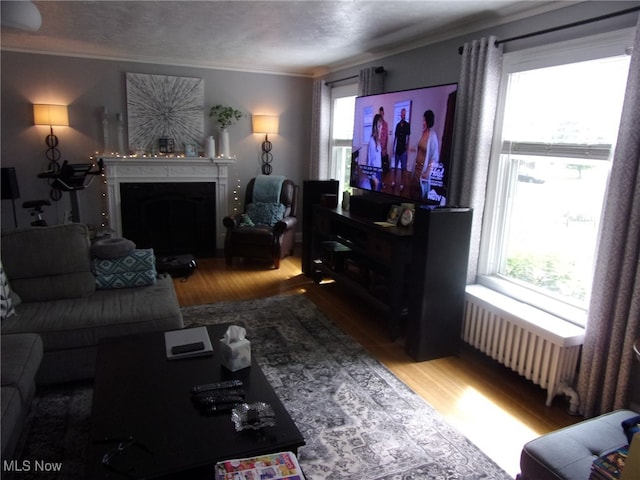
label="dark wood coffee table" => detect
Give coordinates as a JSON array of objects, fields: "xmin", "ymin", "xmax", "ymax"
[{"xmin": 86, "ymin": 324, "xmax": 305, "ymax": 479}]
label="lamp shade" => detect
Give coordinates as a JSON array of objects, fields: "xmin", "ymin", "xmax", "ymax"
[
  {"xmin": 33, "ymin": 104, "xmax": 69, "ymax": 127},
  {"xmin": 252, "ymin": 115, "xmax": 279, "ymax": 135}
]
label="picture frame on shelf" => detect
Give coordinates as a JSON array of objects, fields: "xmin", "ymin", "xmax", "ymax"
[
  {"xmin": 386, "ymin": 205, "xmax": 402, "ymax": 225},
  {"xmin": 159, "ymin": 137, "xmax": 175, "ymax": 154},
  {"xmin": 184, "ymin": 142, "xmax": 197, "ymax": 157}
]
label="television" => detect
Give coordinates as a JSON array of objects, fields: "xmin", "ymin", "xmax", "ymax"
[{"xmin": 350, "ymin": 83, "xmax": 458, "ymax": 206}]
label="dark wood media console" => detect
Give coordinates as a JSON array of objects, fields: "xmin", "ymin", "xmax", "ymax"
[{"xmin": 309, "ymin": 204, "xmax": 472, "ymax": 361}]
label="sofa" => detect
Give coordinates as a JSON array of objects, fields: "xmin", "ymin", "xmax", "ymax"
[
  {"xmin": 517, "ymin": 409, "xmax": 639, "ymax": 480},
  {"xmin": 0, "ymin": 223, "xmax": 184, "ymax": 384},
  {"xmin": 1, "ymin": 333, "xmax": 43, "ymax": 459}
]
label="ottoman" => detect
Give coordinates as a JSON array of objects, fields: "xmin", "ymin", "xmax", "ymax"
[{"xmin": 517, "ymin": 409, "xmax": 638, "ymax": 480}]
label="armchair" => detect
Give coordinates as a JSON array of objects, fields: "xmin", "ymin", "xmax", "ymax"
[{"xmin": 223, "ymin": 176, "xmax": 299, "ymax": 269}]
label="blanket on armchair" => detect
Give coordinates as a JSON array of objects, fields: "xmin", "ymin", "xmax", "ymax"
[{"xmin": 253, "ymin": 175, "xmax": 285, "ymax": 203}]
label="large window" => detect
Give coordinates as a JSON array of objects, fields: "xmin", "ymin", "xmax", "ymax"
[
  {"xmin": 479, "ymin": 30, "xmax": 633, "ymax": 326},
  {"xmin": 330, "ymin": 84, "xmax": 357, "ymax": 195}
]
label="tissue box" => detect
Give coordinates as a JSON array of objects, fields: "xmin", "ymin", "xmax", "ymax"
[{"xmin": 219, "ymin": 338, "xmax": 251, "ymax": 371}]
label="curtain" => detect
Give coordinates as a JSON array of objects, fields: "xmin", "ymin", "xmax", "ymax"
[
  {"xmin": 358, "ymin": 66, "xmax": 385, "ymax": 96},
  {"xmin": 449, "ymin": 36, "xmax": 503, "ymax": 284},
  {"xmin": 577, "ymin": 18, "xmax": 640, "ymax": 418},
  {"xmin": 309, "ymin": 78, "xmax": 331, "ymax": 179}
]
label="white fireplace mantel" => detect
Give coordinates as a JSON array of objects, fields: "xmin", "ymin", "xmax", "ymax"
[{"xmin": 101, "ymin": 156, "xmax": 234, "ymax": 249}]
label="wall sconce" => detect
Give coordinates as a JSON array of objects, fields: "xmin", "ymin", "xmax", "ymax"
[
  {"xmin": 33, "ymin": 104, "xmax": 69, "ymax": 200},
  {"xmin": 252, "ymin": 115, "xmax": 279, "ymax": 175}
]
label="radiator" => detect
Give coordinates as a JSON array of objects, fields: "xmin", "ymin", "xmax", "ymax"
[{"xmin": 462, "ymin": 285, "xmax": 585, "ymax": 407}]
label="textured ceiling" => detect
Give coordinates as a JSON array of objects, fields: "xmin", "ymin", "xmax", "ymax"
[{"xmin": 0, "ymin": 1, "xmax": 568, "ymax": 76}]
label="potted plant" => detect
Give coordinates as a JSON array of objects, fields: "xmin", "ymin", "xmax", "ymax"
[
  {"xmin": 209, "ymin": 105, "xmax": 243, "ymax": 157},
  {"xmin": 209, "ymin": 105, "xmax": 243, "ymax": 130}
]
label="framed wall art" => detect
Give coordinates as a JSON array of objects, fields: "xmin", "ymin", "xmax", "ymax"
[{"xmin": 126, "ymin": 73, "xmax": 204, "ymax": 154}]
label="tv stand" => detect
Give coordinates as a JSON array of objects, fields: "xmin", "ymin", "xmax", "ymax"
[
  {"xmin": 309, "ymin": 205, "xmax": 472, "ymax": 361},
  {"xmin": 311, "ymin": 205, "xmax": 413, "ymax": 339}
]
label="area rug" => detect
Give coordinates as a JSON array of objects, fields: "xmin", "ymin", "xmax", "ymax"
[{"xmin": 8, "ymin": 294, "xmax": 512, "ymax": 480}]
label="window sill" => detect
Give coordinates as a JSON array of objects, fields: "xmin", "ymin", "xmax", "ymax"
[{"xmin": 476, "ymin": 275, "xmax": 587, "ymax": 328}]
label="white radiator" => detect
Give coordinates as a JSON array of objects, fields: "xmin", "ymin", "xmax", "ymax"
[{"xmin": 462, "ymin": 285, "xmax": 585, "ymax": 407}]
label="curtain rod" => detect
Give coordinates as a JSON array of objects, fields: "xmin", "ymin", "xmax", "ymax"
[
  {"xmin": 325, "ymin": 67, "xmax": 385, "ymax": 87},
  {"xmin": 457, "ymin": 5, "xmax": 640, "ymax": 54},
  {"xmin": 325, "ymin": 74, "xmax": 358, "ymax": 87}
]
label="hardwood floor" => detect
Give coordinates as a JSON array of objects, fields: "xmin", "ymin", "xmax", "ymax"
[{"xmin": 172, "ymin": 253, "xmax": 582, "ymax": 478}]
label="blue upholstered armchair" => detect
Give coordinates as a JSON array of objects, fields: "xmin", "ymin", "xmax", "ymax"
[{"xmin": 223, "ymin": 176, "xmax": 299, "ymax": 269}]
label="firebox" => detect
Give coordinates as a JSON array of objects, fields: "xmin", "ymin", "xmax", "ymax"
[{"xmin": 120, "ymin": 182, "xmax": 216, "ymax": 257}]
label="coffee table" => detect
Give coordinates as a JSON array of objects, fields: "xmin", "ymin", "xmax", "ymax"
[{"xmin": 86, "ymin": 323, "xmax": 305, "ymax": 479}]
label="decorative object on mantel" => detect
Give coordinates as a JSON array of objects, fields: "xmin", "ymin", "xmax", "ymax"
[
  {"xmin": 126, "ymin": 73, "xmax": 204, "ymax": 155},
  {"xmin": 252, "ymin": 115, "xmax": 279, "ymax": 175},
  {"xmin": 204, "ymin": 135, "xmax": 216, "ymax": 158},
  {"xmin": 209, "ymin": 105, "xmax": 243, "ymax": 158}
]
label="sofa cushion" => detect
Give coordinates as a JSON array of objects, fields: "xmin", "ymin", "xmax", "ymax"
[
  {"xmin": 1, "ymin": 276, "xmax": 182, "ymax": 352},
  {"xmin": 1, "ymin": 334, "xmax": 43, "ymax": 406},
  {"xmin": 1, "ymin": 386, "xmax": 22, "ymax": 458},
  {"xmin": 1, "ymin": 224, "xmax": 95, "ymax": 302}
]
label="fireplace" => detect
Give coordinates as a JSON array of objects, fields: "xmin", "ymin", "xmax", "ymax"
[
  {"xmin": 120, "ymin": 182, "xmax": 216, "ymax": 257},
  {"xmin": 101, "ymin": 156, "xmax": 234, "ymax": 252}
]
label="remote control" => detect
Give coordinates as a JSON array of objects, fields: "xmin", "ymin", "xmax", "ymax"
[
  {"xmin": 194, "ymin": 394, "xmax": 245, "ymax": 406},
  {"xmin": 191, "ymin": 379, "xmax": 243, "ymax": 394},
  {"xmin": 192, "ymin": 388, "xmax": 245, "ymax": 401},
  {"xmin": 171, "ymin": 342, "xmax": 205, "ymax": 355},
  {"xmin": 200, "ymin": 402, "xmax": 242, "ymax": 414}
]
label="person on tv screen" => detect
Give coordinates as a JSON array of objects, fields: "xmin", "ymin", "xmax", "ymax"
[
  {"xmin": 392, "ymin": 107, "xmax": 410, "ymax": 191},
  {"xmin": 411, "ymin": 109, "xmax": 439, "ymax": 200},
  {"xmin": 379, "ymin": 106, "xmax": 389, "ymax": 174},
  {"xmin": 366, "ymin": 113, "xmax": 383, "ymax": 190}
]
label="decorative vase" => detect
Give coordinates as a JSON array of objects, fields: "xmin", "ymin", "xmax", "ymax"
[
  {"xmin": 204, "ymin": 136, "xmax": 216, "ymax": 158},
  {"xmin": 219, "ymin": 129, "xmax": 230, "ymax": 157}
]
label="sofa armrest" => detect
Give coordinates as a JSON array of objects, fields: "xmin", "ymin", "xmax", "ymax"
[
  {"xmin": 274, "ymin": 216, "xmax": 297, "ymax": 235},
  {"xmin": 223, "ymin": 214, "xmax": 241, "ymax": 230}
]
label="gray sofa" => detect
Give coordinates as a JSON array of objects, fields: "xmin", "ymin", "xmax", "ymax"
[
  {"xmin": 1, "ymin": 224, "xmax": 184, "ymax": 384},
  {"xmin": 517, "ymin": 409, "xmax": 638, "ymax": 480},
  {"xmin": 1, "ymin": 333, "xmax": 43, "ymax": 459}
]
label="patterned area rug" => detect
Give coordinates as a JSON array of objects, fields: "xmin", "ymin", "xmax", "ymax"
[{"xmin": 8, "ymin": 294, "xmax": 512, "ymax": 480}]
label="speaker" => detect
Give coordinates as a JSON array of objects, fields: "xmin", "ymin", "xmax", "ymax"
[
  {"xmin": 301, "ymin": 180, "xmax": 339, "ymax": 275},
  {"xmin": 1, "ymin": 167, "xmax": 20, "ymax": 200},
  {"xmin": 405, "ymin": 207, "xmax": 473, "ymax": 361}
]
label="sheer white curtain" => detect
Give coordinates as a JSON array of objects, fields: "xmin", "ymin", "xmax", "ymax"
[
  {"xmin": 310, "ymin": 67, "xmax": 384, "ymax": 179},
  {"xmin": 577, "ymin": 17, "xmax": 640, "ymax": 418},
  {"xmin": 449, "ymin": 36, "xmax": 503, "ymax": 284},
  {"xmin": 309, "ymin": 78, "xmax": 331, "ymax": 179}
]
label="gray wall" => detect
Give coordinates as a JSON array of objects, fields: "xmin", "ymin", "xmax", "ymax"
[
  {"xmin": 0, "ymin": 54, "xmax": 312, "ymax": 229},
  {"xmin": 1, "ymin": 1, "xmax": 637, "ymax": 232}
]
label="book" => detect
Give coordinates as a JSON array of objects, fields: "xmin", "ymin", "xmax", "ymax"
[
  {"xmin": 590, "ymin": 446, "xmax": 629, "ymax": 480},
  {"xmin": 214, "ymin": 451, "xmax": 305, "ymax": 480},
  {"xmin": 164, "ymin": 326, "xmax": 213, "ymax": 360}
]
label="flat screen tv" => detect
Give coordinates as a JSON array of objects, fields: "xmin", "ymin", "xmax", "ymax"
[{"xmin": 350, "ymin": 82, "xmax": 458, "ymax": 206}]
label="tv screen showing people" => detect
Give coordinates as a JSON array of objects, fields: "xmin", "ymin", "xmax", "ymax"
[{"xmin": 350, "ymin": 83, "xmax": 458, "ymax": 206}]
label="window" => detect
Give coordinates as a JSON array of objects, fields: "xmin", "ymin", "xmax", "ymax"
[
  {"xmin": 330, "ymin": 84, "xmax": 357, "ymax": 195},
  {"xmin": 479, "ymin": 29, "xmax": 633, "ymax": 326}
]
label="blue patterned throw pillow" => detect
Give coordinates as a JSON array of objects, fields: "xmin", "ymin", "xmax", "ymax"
[
  {"xmin": 93, "ymin": 249, "xmax": 157, "ymax": 289},
  {"xmin": 245, "ymin": 202, "xmax": 286, "ymax": 226}
]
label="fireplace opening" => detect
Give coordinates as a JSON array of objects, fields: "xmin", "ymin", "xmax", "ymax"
[{"xmin": 120, "ymin": 182, "xmax": 216, "ymax": 257}]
